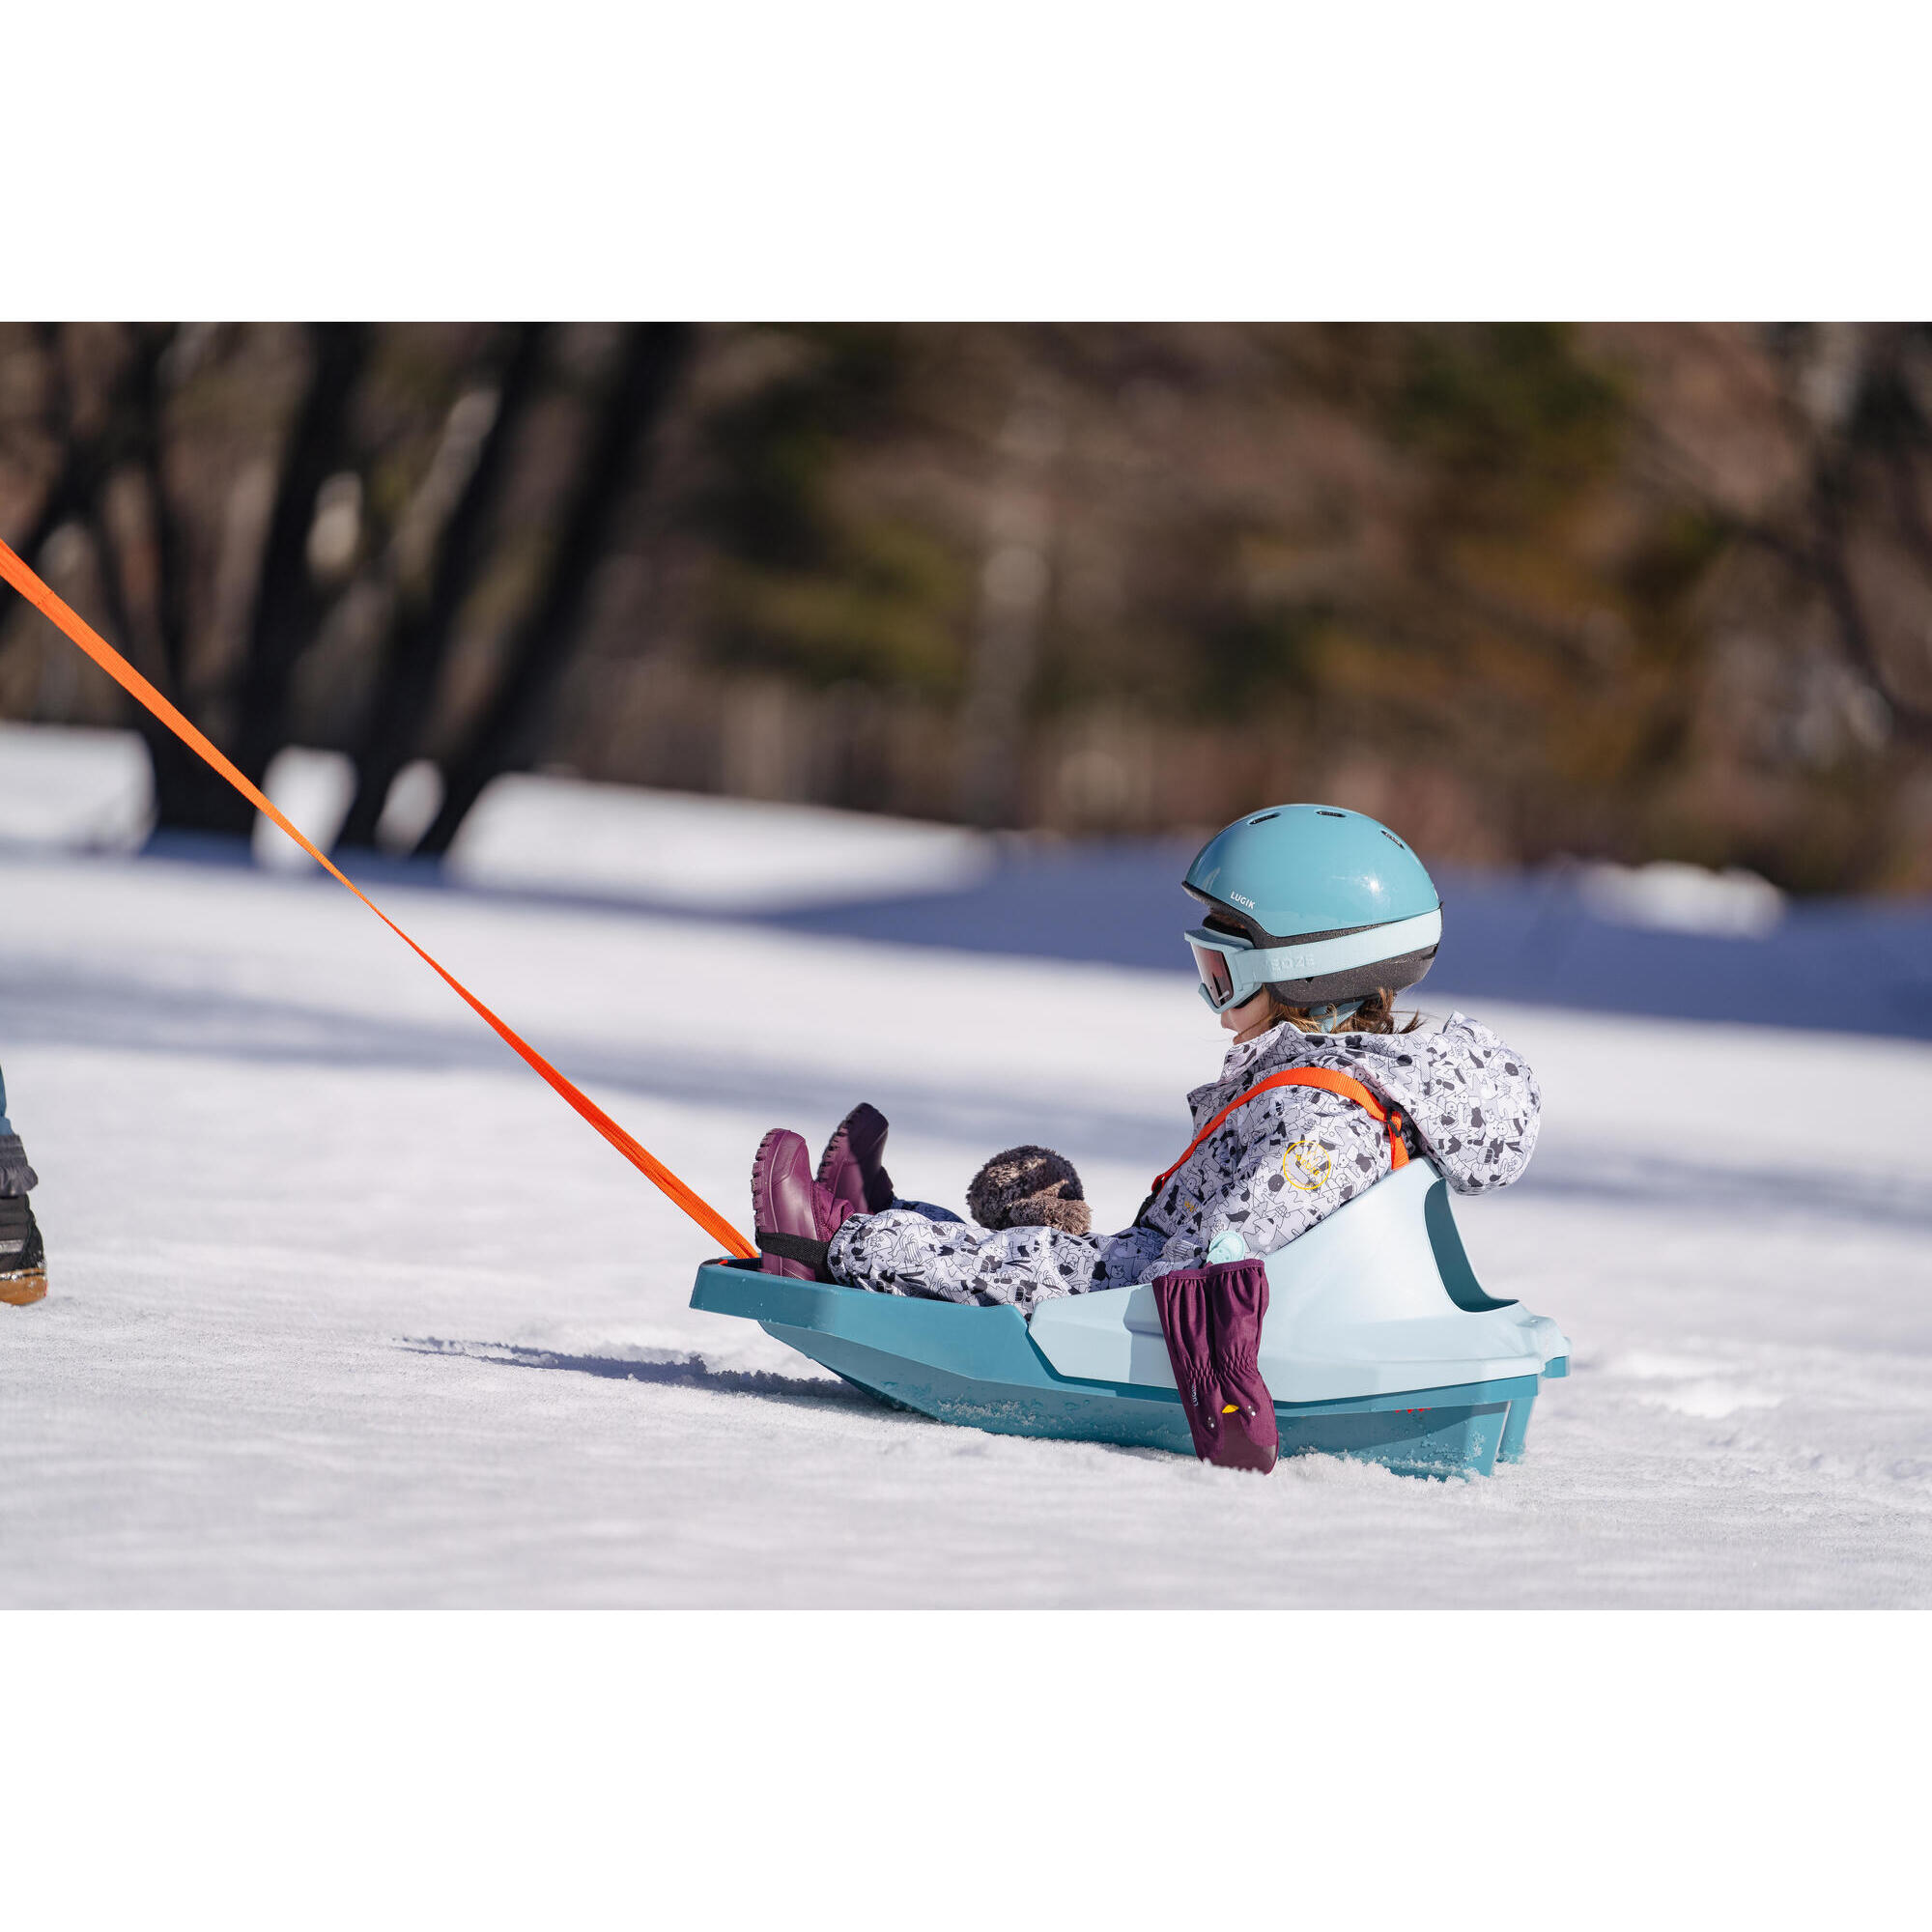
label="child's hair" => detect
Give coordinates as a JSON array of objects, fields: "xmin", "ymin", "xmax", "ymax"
[{"xmin": 1267, "ymin": 986, "xmax": 1423, "ymax": 1036}]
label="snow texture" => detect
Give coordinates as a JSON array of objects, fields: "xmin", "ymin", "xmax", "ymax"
[
  {"xmin": 0, "ymin": 722, "xmax": 155, "ymax": 853},
  {"xmin": 4, "ymin": 845, "xmax": 1932, "ymax": 1606},
  {"xmin": 445, "ymin": 771, "xmax": 994, "ymax": 911}
]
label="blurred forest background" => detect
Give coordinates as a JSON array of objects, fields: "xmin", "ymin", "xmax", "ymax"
[{"xmin": 3, "ymin": 321, "xmax": 1931, "ymax": 895}]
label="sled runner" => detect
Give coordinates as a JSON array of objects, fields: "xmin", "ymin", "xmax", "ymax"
[{"xmin": 690, "ymin": 1156, "xmax": 1568, "ymax": 1478}]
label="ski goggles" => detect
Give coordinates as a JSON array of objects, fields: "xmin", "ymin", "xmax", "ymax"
[
  {"xmin": 1186, "ymin": 926, "xmax": 1289, "ymax": 1013},
  {"xmin": 1184, "ymin": 907, "xmax": 1444, "ymax": 1013}
]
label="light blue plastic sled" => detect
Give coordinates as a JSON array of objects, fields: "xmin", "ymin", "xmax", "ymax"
[{"xmin": 689, "ymin": 1159, "xmax": 1568, "ymax": 1478}]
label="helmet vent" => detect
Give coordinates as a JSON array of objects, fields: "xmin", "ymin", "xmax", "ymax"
[
  {"xmin": 1247, "ymin": 811, "xmax": 1279, "ymax": 825},
  {"xmin": 1316, "ymin": 809, "xmax": 1347, "ymax": 818}
]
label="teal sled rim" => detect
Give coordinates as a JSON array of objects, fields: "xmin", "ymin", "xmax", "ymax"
[{"xmin": 691, "ymin": 1260, "xmax": 1548, "ymax": 1479}]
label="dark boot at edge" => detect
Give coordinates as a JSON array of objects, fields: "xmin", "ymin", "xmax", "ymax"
[{"xmin": 0, "ymin": 1195, "xmax": 46, "ymax": 1307}]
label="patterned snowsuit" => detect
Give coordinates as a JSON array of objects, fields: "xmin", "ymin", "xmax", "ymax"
[{"xmin": 826, "ymin": 1011, "xmax": 1541, "ymax": 1316}]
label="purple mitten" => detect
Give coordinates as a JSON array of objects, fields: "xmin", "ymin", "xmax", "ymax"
[
  {"xmin": 1207, "ymin": 1258, "xmax": 1278, "ymax": 1474},
  {"xmin": 1151, "ymin": 1268, "xmax": 1225, "ymax": 1463}
]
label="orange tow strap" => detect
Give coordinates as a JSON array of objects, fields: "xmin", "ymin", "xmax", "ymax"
[
  {"xmin": 1150, "ymin": 1065, "xmax": 1409, "ymax": 1199},
  {"xmin": 0, "ymin": 536, "xmax": 757, "ymax": 1261}
]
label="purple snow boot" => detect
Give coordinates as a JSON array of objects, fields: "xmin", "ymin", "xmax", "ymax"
[
  {"xmin": 1153, "ymin": 1259, "xmax": 1279, "ymax": 1473},
  {"xmin": 1207, "ymin": 1259, "xmax": 1278, "ymax": 1474},
  {"xmin": 1151, "ymin": 1269, "xmax": 1227, "ymax": 1463},
  {"xmin": 752, "ymin": 1129, "xmax": 855, "ymax": 1280},
  {"xmin": 817, "ymin": 1103, "xmax": 895, "ymax": 1215}
]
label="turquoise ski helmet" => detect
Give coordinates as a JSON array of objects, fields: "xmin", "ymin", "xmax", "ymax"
[{"xmin": 1182, "ymin": 804, "xmax": 1441, "ymax": 1013}]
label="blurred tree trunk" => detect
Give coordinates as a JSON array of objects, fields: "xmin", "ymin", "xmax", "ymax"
[
  {"xmin": 49, "ymin": 328, "xmax": 176, "ymax": 683},
  {"xmin": 12, "ymin": 325, "xmax": 216, "ymax": 824},
  {"xmin": 334, "ymin": 324, "xmax": 551, "ymax": 850},
  {"xmin": 956, "ymin": 398, "xmax": 1062, "ymax": 828},
  {"xmin": 1782, "ymin": 326, "xmax": 1932, "ymax": 749},
  {"xmin": 105, "ymin": 328, "xmax": 229, "ymax": 828},
  {"xmin": 12, "ymin": 326, "xmax": 95, "ymax": 569},
  {"xmin": 119, "ymin": 327, "xmax": 190, "ymax": 697},
  {"xmin": 219, "ymin": 323, "xmax": 371, "ymax": 828},
  {"xmin": 414, "ymin": 322, "xmax": 692, "ymax": 856}
]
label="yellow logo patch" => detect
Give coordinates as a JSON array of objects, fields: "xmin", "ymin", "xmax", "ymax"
[{"xmin": 1282, "ymin": 1138, "xmax": 1332, "ymax": 1191}]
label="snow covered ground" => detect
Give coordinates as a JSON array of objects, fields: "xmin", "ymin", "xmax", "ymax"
[{"xmin": 4, "ymin": 843, "xmax": 1932, "ymax": 1607}]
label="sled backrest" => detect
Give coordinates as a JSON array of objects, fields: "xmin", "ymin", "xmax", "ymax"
[
  {"xmin": 1029, "ymin": 1159, "xmax": 1536, "ymax": 1403},
  {"xmin": 1251, "ymin": 1156, "xmax": 1512, "ymax": 1325}
]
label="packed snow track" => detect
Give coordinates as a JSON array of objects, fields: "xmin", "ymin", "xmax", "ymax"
[{"xmin": 4, "ymin": 848, "xmax": 1931, "ymax": 1606}]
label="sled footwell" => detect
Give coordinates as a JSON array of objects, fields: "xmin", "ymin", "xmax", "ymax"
[{"xmin": 694, "ymin": 1261, "xmax": 1542, "ymax": 1479}]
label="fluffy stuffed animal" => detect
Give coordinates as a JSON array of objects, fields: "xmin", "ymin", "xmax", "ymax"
[{"xmin": 965, "ymin": 1145, "xmax": 1091, "ymax": 1236}]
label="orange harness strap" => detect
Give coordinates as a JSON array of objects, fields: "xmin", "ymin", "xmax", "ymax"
[
  {"xmin": 1150, "ymin": 1065, "xmax": 1409, "ymax": 1198},
  {"xmin": 0, "ymin": 536, "xmax": 757, "ymax": 1262}
]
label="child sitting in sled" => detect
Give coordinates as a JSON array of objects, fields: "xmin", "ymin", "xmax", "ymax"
[{"xmin": 747, "ymin": 804, "xmax": 1541, "ymax": 1468}]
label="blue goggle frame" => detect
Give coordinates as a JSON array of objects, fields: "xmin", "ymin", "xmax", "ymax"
[{"xmin": 1185, "ymin": 926, "xmax": 1274, "ymax": 1013}]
